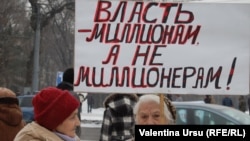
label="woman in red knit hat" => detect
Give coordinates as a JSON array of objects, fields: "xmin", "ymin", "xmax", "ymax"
[{"xmin": 14, "ymin": 87, "xmax": 81, "ymax": 141}]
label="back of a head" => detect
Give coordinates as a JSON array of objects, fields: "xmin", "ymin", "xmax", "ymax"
[
  {"xmin": 63, "ymin": 68, "xmax": 74, "ymax": 84},
  {"xmin": 0, "ymin": 87, "xmax": 19, "ymax": 107},
  {"xmin": 0, "ymin": 87, "xmax": 16, "ymax": 98},
  {"xmin": 0, "ymin": 87, "xmax": 24, "ymax": 141},
  {"xmin": 57, "ymin": 68, "xmax": 74, "ymax": 90}
]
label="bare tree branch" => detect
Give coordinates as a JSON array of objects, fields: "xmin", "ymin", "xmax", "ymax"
[{"xmin": 29, "ymin": 0, "xmax": 74, "ymax": 30}]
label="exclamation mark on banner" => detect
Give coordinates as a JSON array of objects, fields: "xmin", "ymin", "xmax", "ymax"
[{"xmin": 227, "ymin": 57, "xmax": 237, "ymax": 90}]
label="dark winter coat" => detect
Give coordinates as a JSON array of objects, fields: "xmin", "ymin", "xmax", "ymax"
[
  {"xmin": 222, "ymin": 97, "xmax": 233, "ymax": 107},
  {"xmin": 99, "ymin": 94, "xmax": 138, "ymax": 141}
]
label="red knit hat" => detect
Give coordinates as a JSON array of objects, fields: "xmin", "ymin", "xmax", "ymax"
[{"xmin": 32, "ymin": 87, "xmax": 79, "ymax": 130}]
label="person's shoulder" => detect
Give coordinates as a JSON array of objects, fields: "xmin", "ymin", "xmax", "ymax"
[
  {"xmin": 14, "ymin": 122, "xmax": 38, "ymax": 140},
  {"xmin": 56, "ymin": 81, "xmax": 73, "ymax": 91}
]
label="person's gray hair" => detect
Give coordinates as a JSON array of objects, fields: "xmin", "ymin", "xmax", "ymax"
[{"xmin": 133, "ymin": 94, "xmax": 175, "ymax": 124}]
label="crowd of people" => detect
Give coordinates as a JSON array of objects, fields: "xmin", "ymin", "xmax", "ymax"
[
  {"xmin": 0, "ymin": 86, "xmax": 177, "ymax": 141},
  {"xmin": 1, "ymin": 86, "xmax": 177, "ymax": 141},
  {"xmin": 1, "ymin": 68, "xmax": 250, "ymax": 141}
]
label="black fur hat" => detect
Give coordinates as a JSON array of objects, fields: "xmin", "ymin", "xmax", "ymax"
[{"xmin": 63, "ymin": 68, "xmax": 74, "ymax": 84}]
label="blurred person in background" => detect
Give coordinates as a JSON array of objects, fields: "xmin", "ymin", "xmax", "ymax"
[
  {"xmin": 238, "ymin": 95, "xmax": 246, "ymax": 112},
  {"xmin": 222, "ymin": 95, "xmax": 233, "ymax": 107},
  {"xmin": 14, "ymin": 87, "xmax": 81, "ymax": 141},
  {"xmin": 99, "ymin": 93, "xmax": 138, "ymax": 141},
  {"xmin": 204, "ymin": 95, "xmax": 216, "ymax": 104},
  {"xmin": 204, "ymin": 95, "xmax": 211, "ymax": 103},
  {"xmin": 134, "ymin": 94, "xmax": 176, "ymax": 125},
  {"xmin": 0, "ymin": 87, "xmax": 25, "ymax": 141},
  {"xmin": 175, "ymin": 94, "xmax": 183, "ymax": 102},
  {"xmin": 84, "ymin": 93, "xmax": 94, "ymax": 113}
]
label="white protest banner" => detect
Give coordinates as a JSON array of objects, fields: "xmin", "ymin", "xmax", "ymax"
[{"xmin": 74, "ymin": 0, "xmax": 250, "ymax": 95}]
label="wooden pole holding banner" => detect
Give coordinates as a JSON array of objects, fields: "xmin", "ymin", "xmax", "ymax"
[{"xmin": 159, "ymin": 94, "xmax": 165, "ymax": 124}]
